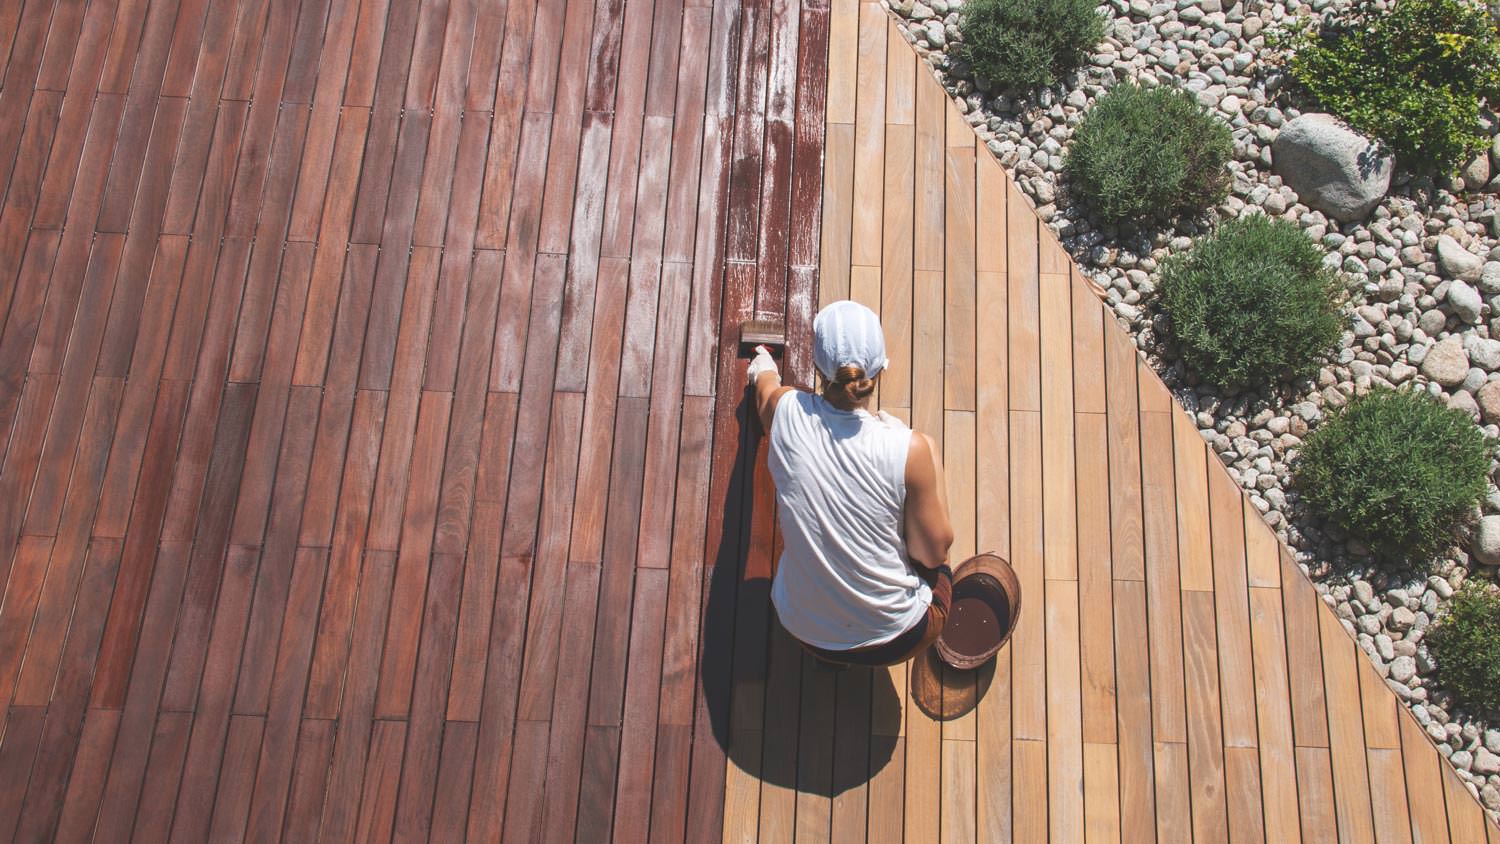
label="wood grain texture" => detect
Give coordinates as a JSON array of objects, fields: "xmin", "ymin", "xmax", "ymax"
[{"xmin": 1, "ymin": 2, "xmax": 1490, "ymax": 841}]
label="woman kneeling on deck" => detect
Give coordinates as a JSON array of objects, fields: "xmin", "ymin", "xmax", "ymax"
[{"xmin": 747, "ymin": 300, "xmax": 957, "ymax": 667}]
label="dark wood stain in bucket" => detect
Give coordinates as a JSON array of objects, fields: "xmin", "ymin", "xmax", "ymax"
[{"xmin": 942, "ymin": 574, "xmax": 1010, "ymax": 656}]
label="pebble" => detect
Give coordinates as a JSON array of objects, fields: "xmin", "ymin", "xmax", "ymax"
[
  {"xmin": 1389, "ymin": 655, "xmax": 1418, "ymax": 684},
  {"xmin": 1439, "ymin": 234, "xmax": 1486, "ymax": 282},
  {"xmin": 1481, "ymin": 262, "xmax": 1500, "ymax": 294},
  {"xmin": 1390, "ymin": 607, "xmax": 1417, "ymax": 632},
  {"xmin": 1448, "ymin": 280, "xmax": 1484, "ymax": 323},
  {"xmin": 1469, "ymin": 337, "xmax": 1500, "ymax": 370},
  {"xmin": 1421, "ymin": 338, "xmax": 1470, "ymax": 387}
]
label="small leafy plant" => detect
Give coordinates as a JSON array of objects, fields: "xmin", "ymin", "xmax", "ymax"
[
  {"xmin": 955, "ymin": 0, "xmax": 1106, "ymax": 91},
  {"xmin": 1294, "ymin": 388, "xmax": 1491, "ymax": 563},
  {"xmin": 1157, "ymin": 215, "xmax": 1345, "ymax": 391},
  {"xmin": 1278, "ymin": 0, "xmax": 1500, "ymax": 170},
  {"xmin": 1427, "ymin": 583, "xmax": 1500, "ymax": 715},
  {"xmin": 1063, "ymin": 82, "xmax": 1234, "ymax": 225}
]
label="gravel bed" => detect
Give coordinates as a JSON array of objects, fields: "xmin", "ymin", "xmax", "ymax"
[{"xmin": 883, "ymin": 0, "xmax": 1500, "ymax": 815}]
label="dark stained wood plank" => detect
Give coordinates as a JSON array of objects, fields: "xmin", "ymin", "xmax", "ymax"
[
  {"xmin": 90, "ymin": 541, "xmax": 193, "ymax": 840},
  {"xmin": 0, "ymin": 706, "xmax": 46, "ymax": 838},
  {"xmin": 464, "ymin": 554, "xmax": 532, "ymax": 841},
  {"xmin": 552, "ymin": 114, "xmax": 613, "ymax": 395},
  {"xmin": 9, "ymin": 379, "xmax": 115, "ymax": 704},
  {"xmin": 129, "ymin": 713, "xmax": 196, "ymax": 844},
  {"xmin": 610, "ymin": 567, "xmax": 669, "ymax": 842},
  {"xmin": 0, "ymin": 538, "xmax": 53, "ymax": 715},
  {"xmin": 650, "ymin": 723, "xmax": 694, "ymax": 842},
  {"xmin": 598, "ymin": 0, "xmax": 659, "ymax": 257},
  {"xmin": 429, "ymin": 721, "xmax": 479, "ymax": 840},
  {"xmin": 373, "ymin": 390, "xmax": 453, "ymax": 719},
  {"xmin": 347, "ymin": 0, "xmax": 422, "ymax": 244},
  {"xmin": 363, "ymin": 253, "xmax": 442, "ymax": 552},
  {"xmin": 0, "ymin": 90, "xmax": 62, "ymax": 223},
  {"xmin": 538, "ymin": 561, "xmax": 606, "ymax": 842},
  {"xmin": 535, "ymin": 0, "xmax": 597, "ymax": 254},
  {"xmin": 352, "ymin": 719, "xmax": 406, "ymax": 843},
  {"xmin": 53, "ymin": 708, "xmax": 120, "ymax": 841},
  {"xmin": 304, "ymin": 390, "xmax": 385, "ymax": 717},
  {"xmin": 242, "ymin": 548, "xmax": 332, "ymax": 842},
  {"xmin": 391, "ymin": 552, "xmax": 465, "ymax": 842},
  {"xmin": 10, "ymin": 537, "xmax": 120, "ymax": 841},
  {"xmin": 166, "ymin": 543, "xmax": 263, "ymax": 843},
  {"xmin": 230, "ymin": 387, "xmax": 321, "ymax": 714},
  {"xmin": 515, "ymin": 391, "xmax": 590, "ymax": 721},
  {"xmin": 356, "ymin": 115, "xmax": 435, "ymax": 387},
  {"xmin": 289, "ymin": 106, "xmax": 370, "ymax": 380},
  {"xmin": 472, "ymin": 0, "xmax": 545, "ymax": 249},
  {"xmin": 500, "ymin": 719, "xmax": 551, "ymax": 841},
  {"xmin": 89, "ymin": 379, "xmax": 190, "ymax": 707},
  {"xmin": 430, "ymin": 256, "xmax": 502, "ymax": 551},
  {"xmin": 317, "ymin": 550, "xmax": 398, "ymax": 841},
  {"xmin": 281, "ymin": 718, "xmax": 337, "ymax": 842},
  {"xmin": 568, "ymin": 257, "xmax": 629, "ymax": 558}
]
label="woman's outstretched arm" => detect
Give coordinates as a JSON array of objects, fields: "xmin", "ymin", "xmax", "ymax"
[{"xmin": 903, "ymin": 432, "xmax": 954, "ymax": 570}]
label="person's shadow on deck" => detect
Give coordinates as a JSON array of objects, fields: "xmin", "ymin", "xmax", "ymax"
[{"xmin": 700, "ymin": 390, "xmax": 900, "ymax": 797}]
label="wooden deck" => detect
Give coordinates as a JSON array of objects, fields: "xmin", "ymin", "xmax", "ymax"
[
  {"xmin": 782, "ymin": 6, "xmax": 1500, "ymax": 842},
  {"xmin": 0, "ymin": 0, "xmax": 1497, "ymax": 839}
]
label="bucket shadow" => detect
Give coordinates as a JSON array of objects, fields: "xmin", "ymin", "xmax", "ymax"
[
  {"xmin": 700, "ymin": 390, "xmax": 899, "ymax": 797},
  {"xmin": 909, "ymin": 647, "xmax": 996, "ymax": 722}
]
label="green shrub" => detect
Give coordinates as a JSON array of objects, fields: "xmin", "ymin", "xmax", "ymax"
[
  {"xmin": 955, "ymin": 0, "xmax": 1106, "ymax": 91},
  {"xmin": 1293, "ymin": 389, "xmax": 1491, "ymax": 563},
  {"xmin": 1279, "ymin": 0, "xmax": 1500, "ymax": 170},
  {"xmin": 1062, "ymin": 82, "xmax": 1234, "ymax": 224},
  {"xmin": 1157, "ymin": 215, "xmax": 1345, "ymax": 391},
  {"xmin": 1427, "ymin": 583, "xmax": 1500, "ymax": 715}
]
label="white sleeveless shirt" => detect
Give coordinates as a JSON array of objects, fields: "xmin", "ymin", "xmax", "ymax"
[{"xmin": 767, "ymin": 392, "xmax": 931, "ymax": 650}]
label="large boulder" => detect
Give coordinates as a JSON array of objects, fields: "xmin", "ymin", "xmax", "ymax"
[{"xmin": 1273, "ymin": 113, "xmax": 1392, "ymax": 222}]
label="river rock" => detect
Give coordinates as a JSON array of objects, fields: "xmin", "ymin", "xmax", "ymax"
[
  {"xmin": 1480, "ymin": 261, "xmax": 1500, "ymax": 294},
  {"xmin": 1390, "ymin": 655, "xmax": 1417, "ymax": 684},
  {"xmin": 1462, "ymin": 152, "xmax": 1492, "ymax": 190},
  {"xmin": 1272, "ymin": 113, "xmax": 1392, "ymax": 222},
  {"xmin": 1478, "ymin": 381, "xmax": 1500, "ymax": 423},
  {"xmin": 1448, "ymin": 280, "xmax": 1484, "ymax": 323},
  {"xmin": 1438, "ymin": 235, "xmax": 1485, "ymax": 282},
  {"xmin": 1421, "ymin": 337, "xmax": 1470, "ymax": 387},
  {"xmin": 1474, "ymin": 515, "xmax": 1500, "ymax": 565}
]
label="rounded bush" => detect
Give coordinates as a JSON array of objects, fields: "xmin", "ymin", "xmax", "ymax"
[
  {"xmin": 1157, "ymin": 214, "xmax": 1345, "ymax": 391},
  {"xmin": 1063, "ymin": 82, "xmax": 1234, "ymax": 224},
  {"xmin": 1280, "ymin": 0, "xmax": 1500, "ymax": 170},
  {"xmin": 955, "ymin": 0, "xmax": 1106, "ymax": 91},
  {"xmin": 1293, "ymin": 388, "xmax": 1491, "ymax": 563},
  {"xmin": 1427, "ymin": 583, "xmax": 1500, "ymax": 715}
]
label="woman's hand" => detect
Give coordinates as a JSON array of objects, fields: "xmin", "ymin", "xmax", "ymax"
[{"xmin": 747, "ymin": 344, "xmax": 779, "ymax": 386}]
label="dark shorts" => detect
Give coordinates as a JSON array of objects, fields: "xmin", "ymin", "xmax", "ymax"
[{"xmin": 799, "ymin": 564, "xmax": 953, "ymax": 667}]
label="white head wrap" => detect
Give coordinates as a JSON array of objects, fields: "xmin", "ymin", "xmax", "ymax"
[{"xmin": 812, "ymin": 300, "xmax": 888, "ymax": 380}]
